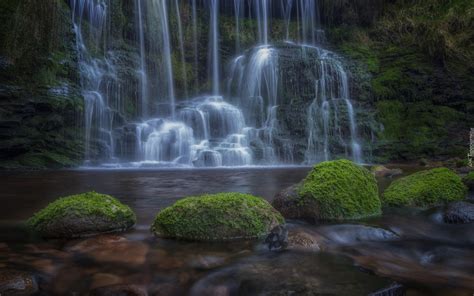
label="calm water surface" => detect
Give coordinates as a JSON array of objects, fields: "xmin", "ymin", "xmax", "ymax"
[{"xmin": 0, "ymin": 167, "xmax": 311, "ymax": 224}]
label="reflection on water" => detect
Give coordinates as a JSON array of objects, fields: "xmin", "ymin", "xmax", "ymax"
[
  {"xmin": 0, "ymin": 168, "xmax": 473, "ymax": 295},
  {"xmin": 0, "ymin": 167, "xmax": 311, "ymax": 224}
]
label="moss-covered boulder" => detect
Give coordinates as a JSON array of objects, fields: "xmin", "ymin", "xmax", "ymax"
[
  {"xmin": 383, "ymin": 168, "xmax": 467, "ymax": 208},
  {"xmin": 463, "ymin": 171, "xmax": 474, "ymax": 191},
  {"xmin": 27, "ymin": 192, "xmax": 136, "ymax": 238},
  {"xmin": 273, "ymin": 159, "xmax": 382, "ymax": 221},
  {"xmin": 151, "ymin": 193, "xmax": 284, "ymax": 241}
]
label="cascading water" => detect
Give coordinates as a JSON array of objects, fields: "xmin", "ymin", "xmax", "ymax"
[
  {"xmin": 302, "ymin": 46, "xmax": 362, "ymax": 163},
  {"xmin": 233, "ymin": 0, "xmax": 243, "ymax": 53},
  {"xmin": 209, "ymin": 0, "xmax": 220, "ymax": 95},
  {"xmin": 174, "ymin": 0, "xmax": 189, "ymax": 99},
  {"xmin": 135, "ymin": 0, "xmax": 148, "ymax": 118},
  {"xmin": 79, "ymin": 0, "xmax": 366, "ymax": 168},
  {"xmin": 70, "ymin": 0, "xmax": 117, "ymax": 162}
]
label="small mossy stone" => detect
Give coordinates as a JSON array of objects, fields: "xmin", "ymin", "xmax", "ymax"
[
  {"xmin": 27, "ymin": 192, "xmax": 136, "ymax": 238},
  {"xmin": 297, "ymin": 159, "xmax": 382, "ymax": 220},
  {"xmin": 151, "ymin": 193, "xmax": 284, "ymax": 241},
  {"xmin": 383, "ymin": 168, "xmax": 467, "ymax": 208}
]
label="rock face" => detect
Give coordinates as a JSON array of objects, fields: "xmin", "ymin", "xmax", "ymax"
[
  {"xmin": 27, "ymin": 192, "xmax": 136, "ymax": 238},
  {"xmin": 0, "ymin": 0, "xmax": 84, "ymax": 169},
  {"xmin": 463, "ymin": 172, "xmax": 474, "ymax": 191},
  {"xmin": 444, "ymin": 201, "xmax": 474, "ymax": 224},
  {"xmin": 151, "ymin": 193, "xmax": 284, "ymax": 241},
  {"xmin": 0, "ymin": 269, "xmax": 38, "ymax": 296},
  {"xmin": 383, "ymin": 168, "xmax": 467, "ymax": 208},
  {"xmin": 273, "ymin": 159, "xmax": 382, "ymax": 221}
]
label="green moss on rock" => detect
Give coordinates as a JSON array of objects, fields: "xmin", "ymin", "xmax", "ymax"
[
  {"xmin": 383, "ymin": 168, "xmax": 467, "ymax": 208},
  {"xmin": 297, "ymin": 159, "xmax": 382, "ymax": 220},
  {"xmin": 151, "ymin": 193, "xmax": 284, "ymax": 241},
  {"xmin": 27, "ymin": 192, "xmax": 136, "ymax": 238}
]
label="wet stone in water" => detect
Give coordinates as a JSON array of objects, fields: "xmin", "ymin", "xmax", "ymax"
[
  {"xmin": 89, "ymin": 284, "xmax": 148, "ymax": 296},
  {"xmin": 0, "ymin": 269, "xmax": 38, "ymax": 296},
  {"xmin": 264, "ymin": 225, "xmax": 288, "ymax": 251},
  {"xmin": 444, "ymin": 201, "xmax": 474, "ymax": 224}
]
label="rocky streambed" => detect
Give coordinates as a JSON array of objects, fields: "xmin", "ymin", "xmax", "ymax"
[{"xmin": 0, "ymin": 165, "xmax": 473, "ymax": 295}]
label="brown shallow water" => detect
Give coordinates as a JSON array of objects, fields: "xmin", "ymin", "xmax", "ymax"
[{"xmin": 0, "ymin": 167, "xmax": 473, "ymax": 295}]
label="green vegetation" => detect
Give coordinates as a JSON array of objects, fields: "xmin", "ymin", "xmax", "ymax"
[
  {"xmin": 383, "ymin": 168, "xmax": 467, "ymax": 207},
  {"xmin": 324, "ymin": 0, "xmax": 473, "ymax": 161},
  {"xmin": 151, "ymin": 193, "xmax": 284, "ymax": 241},
  {"xmin": 27, "ymin": 192, "xmax": 136, "ymax": 238},
  {"xmin": 298, "ymin": 159, "xmax": 382, "ymax": 220}
]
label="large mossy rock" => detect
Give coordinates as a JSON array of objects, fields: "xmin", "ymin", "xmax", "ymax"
[
  {"xmin": 383, "ymin": 168, "xmax": 467, "ymax": 208},
  {"xmin": 273, "ymin": 159, "xmax": 382, "ymax": 221},
  {"xmin": 151, "ymin": 193, "xmax": 284, "ymax": 241},
  {"xmin": 27, "ymin": 192, "xmax": 136, "ymax": 238}
]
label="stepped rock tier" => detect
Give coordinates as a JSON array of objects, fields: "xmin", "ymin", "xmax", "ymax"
[{"xmin": 70, "ymin": 0, "xmax": 367, "ymax": 168}]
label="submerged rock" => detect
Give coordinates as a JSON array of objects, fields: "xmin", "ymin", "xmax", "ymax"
[
  {"xmin": 315, "ymin": 224, "xmax": 398, "ymax": 247},
  {"xmin": 287, "ymin": 229, "xmax": 321, "ymax": 251},
  {"xmin": 371, "ymin": 165, "xmax": 403, "ymax": 178},
  {"xmin": 190, "ymin": 251, "xmax": 391, "ymax": 296},
  {"xmin": 444, "ymin": 201, "xmax": 474, "ymax": 224},
  {"xmin": 151, "ymin": 193, "xmax": 284, "ymax": 241},
  {"xmin": 383, "ymin": 168, "xmax": 467, "ymax": 208},
  {"xmin": 273, "ymin": 159, "xmax": 382, "ymax": 221},
  {"xmin": 27, "ymin": 192, "xmax": 136, "ymax": 239},
  {"xmin": 89, "ymin": 284, "xmax": 148, "ymax": 296},
  {"xmin": 368, "ymin": 282, "xmax": 406, "ymax": 296},
  {"xmin": 66, "ymin": 235, "xmax": 149, "ymax": 266},
  {"xmin": 0, "ymin": 269, "xmax": 38, "ymax": 296}
]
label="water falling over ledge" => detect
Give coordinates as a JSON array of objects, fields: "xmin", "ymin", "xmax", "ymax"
[{"xmin": 73, "ymin": 0, "xmax": 367, "ymax": 168}]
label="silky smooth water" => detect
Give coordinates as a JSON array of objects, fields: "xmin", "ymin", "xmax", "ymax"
[{"xmin": 76, "ymin": 0, "xmax": 367, "ymax": 167}]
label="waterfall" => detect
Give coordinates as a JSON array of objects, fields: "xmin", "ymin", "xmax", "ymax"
[
  {"xmin": 303, "ymin": 46, "xmax": 363, "ymax": 163},
  {"xmin": 255, "ymin": 0, "xmax": 269, "ymax": 44},
  {"xmin": 282, "ymin": 0, "xmax": 294, "ymax": 40},
  {"xmin": 228, "ymin": 46, "xmax": 280, "ymax": 164},
  {"xmin": 299, "ymin": 0, "xmax": 317, "ymax": 44},
  {"xmin": 209, "ymin": 0, "xmax": 220, "ymax": 95},
  {"xmin": 191, "ymin": 0, "xmax": 199, "ymax": 93},
  {"xmin": 138, "ymin": 120, "xmax": 194, "ymax": 164},
  {"xmin": 136, "ymin": 0, "xmax": 148, "ymax": 118},
  {"xmin": 174, "ymin": 0, "xmax": 188, "ymax": 98},
  {"xmin": 70, "ymin": 0, "xmax": 117, "ymax": 161},
  {"xmin": 152, "ymin": 0, "xmax": 176, "ymax": 118},
  {"xmin": 80, "ymin": 0, "xmax": 366, "ymax": 167},
  {"xmin": 233, "ymin": 0, "xmax": 243, "ymax": 53}
]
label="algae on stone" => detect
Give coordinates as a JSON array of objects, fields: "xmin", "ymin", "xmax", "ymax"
[
  {"xmin": 297, "ymin": 159, "xmax": 382, "ymax": 220},
  {"xmin": 383, "ymin": 168, "xmax": 467, "ymax": 208},
  {"xmin": 27, "ymin": 191, "xmax": 136, "ymax": 238},
  {"xmin": 151, "ymin": 192, "xmax": 284, "ymax": 241}
]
